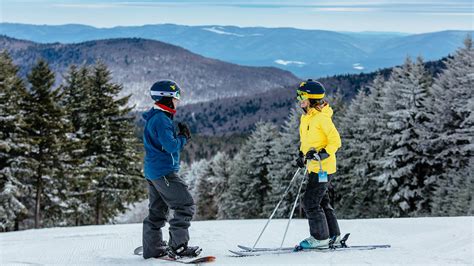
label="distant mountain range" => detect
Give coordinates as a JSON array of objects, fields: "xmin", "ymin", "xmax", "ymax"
[
  {"xmin": 175, "ymin": 58, "xmax": 447, "ymax": 136},
  {"xmin": 0, "ymin": 36, "xmax": 299, "ymax": 110},
  {"xmin": 1, "ymin": 23, "xmax": 471, "ymax": 77}
]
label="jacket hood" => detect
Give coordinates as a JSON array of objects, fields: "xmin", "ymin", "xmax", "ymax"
[
  {"xmin": 320, "ymin": 104, "xmax": 334, "ymax": 118},
  {"xmin": 142, "ymin": 107, "xmax": 160, "ymax": 121},
  {"xmin": 306, "ymin": 104, "xmax": 334, "ymax": 118}
]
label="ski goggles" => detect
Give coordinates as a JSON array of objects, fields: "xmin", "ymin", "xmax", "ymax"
[
  {"xmin": 150, "ymin": 90, "xmax": 181, "ymax": 100},
  {"xmin": 296, "ymin": 90, "xmax": 324, "ymax": 101},
  {"xmin": 296, "ymin": 90, "xmax": 309, "ymax": 101}
]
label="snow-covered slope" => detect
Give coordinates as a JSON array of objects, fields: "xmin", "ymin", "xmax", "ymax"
[{"xmin": 1, "ymin": 217, "xmax": 472, "ymax": 265}]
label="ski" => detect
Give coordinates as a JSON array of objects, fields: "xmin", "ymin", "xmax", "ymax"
[
  {"xmin": 229, "ymin": 244, "xmax": 390, "ymax": 257},
  {"xmin": 133, "ymin": 246, "xmax": 216, "ymax": 264},
  {"xmin": 238, "ymin": 245, "xmax": 294, "ymax": 252},
  {"xmin": 231, "ymin": 233, "xmax": 390, "ymax": 257},
  {"xmin": 237, "ymin": 233, "xmax": 351, "ymax": 252}
]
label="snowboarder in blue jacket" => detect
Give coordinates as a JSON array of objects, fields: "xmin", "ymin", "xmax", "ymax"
[{"xmin": 142, "ymin": 80, "xmax": 200, "ymax": 259}]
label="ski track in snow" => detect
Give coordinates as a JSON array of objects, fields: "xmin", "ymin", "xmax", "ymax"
[{"xmin": 0, "ymin": 217, "xmax": 472, "ymax": 265}]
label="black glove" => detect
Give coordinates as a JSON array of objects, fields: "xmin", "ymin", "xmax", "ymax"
[
  {"xmin": 305, "ymin": 148, "xmax": 330, "ymax": 161},
  {"xmin": 318, "ymin": 149, "xmax": 330, "ymax": 161},
  {"xmin": 177, "ymin": 122, "xmax": 191, "ymax": 140},
  {"xmin": 295, "ymin": 151, "xmax": 306, "ymax": 168}
]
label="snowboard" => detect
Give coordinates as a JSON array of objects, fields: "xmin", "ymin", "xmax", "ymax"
[{"xmin": 134, "ymin": 246, "xmax": 216, "ymax": 264}]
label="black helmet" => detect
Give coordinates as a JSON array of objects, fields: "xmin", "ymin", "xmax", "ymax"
[
  {"xmin": 296, "ymin": 79, "xmax": 326, "ymax": 101},
  {"xmin": 150, "ymin": 80, "xmax": 181, "ymax": 102}
]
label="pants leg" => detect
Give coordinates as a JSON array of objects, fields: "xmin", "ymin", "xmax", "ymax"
[
  {"xmin": 148, "ymin": 173, "xmax": 195, "ymax": 249},
  {"xmin": 320, "ymin": 182, "xmax": 341, "ymax": 237},
  {"xmin": 302, "ymin": 173, "xmax": 330, "ymax": 240},
  {"xmin": 143, "ymin": 179, "xmax": 169, "ymax": 259}
]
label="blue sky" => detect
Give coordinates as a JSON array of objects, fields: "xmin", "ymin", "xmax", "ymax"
[{"xmin": 1, "ymin": 0, "xmax": 473, "ymax": 33}]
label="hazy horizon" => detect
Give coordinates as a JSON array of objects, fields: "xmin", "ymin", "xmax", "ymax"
[{"xmin": 2, "ymin": 0, "xmax": 472, "ymax": 33}]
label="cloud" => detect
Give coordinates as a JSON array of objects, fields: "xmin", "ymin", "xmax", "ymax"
[
  {"xmin": 49, "ymin": 0, "xmax": 473, "ymax": 15},
  {"xmin": 312, "ymin": 7, "xmax": 378, "ymax": 12},
  {"xmin": 53, "ymin": 3, "xmax": 119, "ymax": 9}
]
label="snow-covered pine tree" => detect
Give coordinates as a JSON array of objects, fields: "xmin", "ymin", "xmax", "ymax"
[
  {"xmin": 59, "ymin": 65, "xmax": 92, "ymax": 226},
  {"xmin": 191, "ymin": 159, "xmax": 215, "ymax": 220},
  {"xmin": 81, "ymin": 62, "xmax": 145, "ymax": 225},
  {"xmin": 106, "ymin": 88, "xmax": 145, "ymax": 221},
  {"xmin": 264, "ymin": 106, "xmax": 304, "ymax": 218},
  {"xmin": 335, "ymin": 75, "xmax": 389, "ymax": 218},
  {"xmin": 220, "ymin": 143, "xmax": 251, "ymax": 219},
  {"xmin": 23, "ymin": 59, "xmax": 72, "ymax": 228},
  {"xmin": 0, "ymin": 52, "xmax": 30, "ymax": 231},
  {"xmin": 427, "ymin": 36, "xmax": 474, "ymax": 216},
  {"xmin": 209, "ymin": 152, "xmax": 232, "ymax": 219},
  {"xmin": 333, "ymin": 88, "xmax": 372, "ymax": 217},
  {"xmin": 183, "ymin": 159, "xmax": 209, "ymax": 199},
  {"xmin": 222, "ymin": 121, "xmax": 278, "ymax": 219},
  {"xmin": 375, "ymin": 57, "xmax": 434, "ymax": 217}
]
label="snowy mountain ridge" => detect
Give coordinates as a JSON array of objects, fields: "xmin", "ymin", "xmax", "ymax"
[
  {"xmin": 0, "ymin": 36, "xmax": 299, "ymax": 110},
  {"xmin": 1, "ymin": 23, "xmax": 472, "ymax": 77}
]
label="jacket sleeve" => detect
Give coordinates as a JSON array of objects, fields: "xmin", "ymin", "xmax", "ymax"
[
  {"xmin": 156, "ymin": 117, "xmax": 187, "ymax": 153},
  {"xmin": 299, "ymin": 115, "xmax": 304, "ymax": 152},
  {"xmin": 320, "ymin": 117, "xmax": 341, "ymax": 156}
]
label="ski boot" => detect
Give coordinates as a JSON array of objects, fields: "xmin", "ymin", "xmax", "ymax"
[
  {"xmin": 298, "ymin": 236, "xmax": 330, "ymax": 249},
  {"xmin": 331, "ymin": 235, "xmax": 341, "ymax": 246},
  {"xmin": 167, "ymin": 243, "xmax": 202, "ymax": 259}
]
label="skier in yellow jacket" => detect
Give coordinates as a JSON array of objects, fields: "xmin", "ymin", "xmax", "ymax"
[{"xmin": 295, "ymin": 79, "xmax": 342, "ymax": 249}]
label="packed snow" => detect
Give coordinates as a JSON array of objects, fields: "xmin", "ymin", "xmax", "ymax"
[
  {"xmin": 353, "ymin": 63, "xmax": 365, "ymax": 70},
  {"xmin": 1, "ymin": 217, "xmax": 472, "ymax": 265},
  {"xmin": 202, "ymin": 27, "xmax": 262, "ymax": 37},
  {"xmin": 275, "ymin": 59, "xmax": 306, "ymax": 66},
  {"xmin": 202, "ymin": 27, "xmax": 245, "ymax": 37}
]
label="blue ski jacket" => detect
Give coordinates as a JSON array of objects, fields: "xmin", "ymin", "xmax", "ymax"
[{"xmin": 143, "ymin": 107, "xmax": 187, "ymax": 180}]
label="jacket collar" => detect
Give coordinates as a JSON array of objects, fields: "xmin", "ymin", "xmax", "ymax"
[{"xmin": 154, "ymin": 103, "xmax": 177, "ymax": 115}]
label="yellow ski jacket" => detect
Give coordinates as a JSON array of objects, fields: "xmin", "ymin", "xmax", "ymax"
[{"xmin": 299, "ymin": 104, "xmax": 341, "ymax": 174}]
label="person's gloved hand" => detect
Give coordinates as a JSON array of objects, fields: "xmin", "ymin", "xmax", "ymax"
[
  {"xmin": 295, "ymin": 151, "xmax": 306, "ymax": 168},
  {"xmin": 317, "ymin": 149, "xmax": 330, "ymax": 161},
  {"xmin": 305, "ymin": 148, "xmax": 330, "ymax": 161},
  {"xmin": 177, "ymin": 122, "xmax": 191, "ymax": 140}
]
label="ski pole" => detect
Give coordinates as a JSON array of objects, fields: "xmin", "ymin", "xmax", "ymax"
[
  {"xmin": 279, "ymin": 167, "xmax": 308, "ymax": 250},
  {"xmin": 251, "ymin": 167, "xmax": 302, "ymax": 250}
]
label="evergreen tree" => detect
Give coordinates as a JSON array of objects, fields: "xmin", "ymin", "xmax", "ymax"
[
  {"xmin": 195, "ymin": 152, "xmax": 233, "ymax": 220},
  {"xmin": 427, "ymin": 37, "xmax": 474, "ymax": 216},
  {"xmin": 222, "ymin": 122, "xmax": 278, "ymax": 218},
  {"xmin": 23, "ymin": 59, "xmax": 71, "ymax": 228},
  {"xmin": 59, "ymin": 65, "xmax": 92, "ymax": 226},
  {"xmin": 335, "ymin": 75, "xmax": 389, "ymax": 218},
  {"xmin": 375, "ymin": 57, "xmax": 434, "ymax": 217},
  {"xmin": 264, "ymin": 107, "xmax": 304, "ymax": 218},
  {"xmin": 0, "ymin": 52, "xmax": 30, "ymax": 231},
  {"xmin": 81, "ymin": 62, "xmax": 145, "ymax": 225},
  {"xmin": 220, "ymin": 143, "xmax": 251, "ymax": 219},
  {"xmin": 194, "ymin": 160, "xmax": 215, "ymax": 220},
  {"xmin": 183, "ymin": 159, "xmax": 209, "ymax": 199},
  {"xmin": 210, "ymin": 152, "xmax": 233, "ymax": 219},
  {"xmin": 335, "ymin": 88, "xmax": 370, "ymax": 217}
]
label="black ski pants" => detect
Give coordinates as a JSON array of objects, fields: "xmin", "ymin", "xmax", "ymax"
[
  {"xmin": 302, "ymin": 173, "xmax": 341, "ymax": 240},
  {"xmin": 142, "ymin": 172, "xmax": 195, "ymax": 259}
]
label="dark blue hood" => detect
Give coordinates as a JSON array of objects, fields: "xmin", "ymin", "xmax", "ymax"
[{"xmin": 142, "ymin": 107, "xmax": 159, "ymax": 121}]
